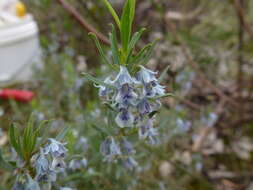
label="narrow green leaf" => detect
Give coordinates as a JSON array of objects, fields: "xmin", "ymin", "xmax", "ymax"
[
  {"xmin": 8, "ymin": 124, "xmax": 22, "ymax": 159},
  {"xmin": 140, "ymin": 40, "xmax": 158, "ymax": 66},
  {"xmin": 34, "ymin": 120, "xmax": 51, "ymax": 137},
  {"xmin": 23, "ymin": 116, "xmax": 35, "ymax": 159},
  {"xmin": 88, "ymin": 33, "xmax": 112, "ymax": 67},
  {"xmin": 130, "ymin": 40, "xmax": 158, "ymax": 69},
  {"xmin": 128, "ymin": 28, "xmax": 146, "ymax": 54},
  {"xmin": 109, "ymin": 24, "xmax": 120, "ymax": 65},
  {"xmin": 149, "ymin": 93, "xmax": 175, "ymax": 99},
  {"xmin": 130, "ymin": 0, "xmax": 136, "ymax": 21},
  {"xmin": 126, "ymin": 28, "xmax": 146, "ymax": 66},
  {"xmin": 131, "ymin": 43, "xmax": 152, "ymax": 65},
  {"xmin": 158, "ymin": 65, "xmax": 170, "ymax": 83},
  {"xmin": 102, "ymin": 0, "xmax": 121, "ymax": 29},
  {"xmin": 82, "ymin": 72, "xmax": 117, "ymax": 89},
  {"xmin": 56, "ymin": 126, "xmax": 70, "ymax": 141},
  {"xmin": 33, "ymin": 120, "xmax": 52, "ymax": 151},
  {"xmin": 121, "ymin": 0, "xmax": 135, "ymax": 52},
  {"xmin": 35, "ymin": 123, "xmax": 51, "ymax": 150}
]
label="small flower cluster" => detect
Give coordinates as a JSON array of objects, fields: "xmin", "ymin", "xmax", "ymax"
[
  {"xmin": 96, "ymin": 65, "xmax": 166, "ymax": 168},
  {"xmin": 12, "ymin": 138, "xmax": 68, "ymax": 190},
  {"xmin": 34, "ymin": 138, "xmax": 68, "ymax": 182}
]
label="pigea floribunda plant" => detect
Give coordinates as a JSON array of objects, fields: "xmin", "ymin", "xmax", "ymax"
[
  {"xmin": 1, "ymin": 0, "xmax": 172, "ymax": 189},
  {"xmin": 83, "ymin": 0, "xmax": 171, "ymax": 169}
]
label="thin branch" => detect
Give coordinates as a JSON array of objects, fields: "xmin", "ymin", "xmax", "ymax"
[
  {"xmin": 233, "ymin": 0, "xmax": 253, "ymax": 37},
  {"xmin": 56, "ymin": 0, "xmax": 110, "ymax": 46}
]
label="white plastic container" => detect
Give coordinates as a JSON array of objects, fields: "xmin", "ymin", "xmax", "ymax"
[{"xmin": 0, "ymin": 15, "xmax": 41, "ymax": 86}]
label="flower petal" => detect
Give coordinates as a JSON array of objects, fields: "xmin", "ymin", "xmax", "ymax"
[{"xmin": 115, "ymin": 108, "xmax": 134, "ymax": 128}]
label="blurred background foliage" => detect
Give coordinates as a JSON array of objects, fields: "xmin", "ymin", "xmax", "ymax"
[{"xmin": 1, "ymin": 0, "xmax": 253, "ymax": 189}]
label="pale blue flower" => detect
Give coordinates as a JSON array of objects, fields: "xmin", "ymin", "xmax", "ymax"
[
  {"xmin": 94, "ymin": 77, "xmax": 114, "ymax": 97},
  {"xmin": 100, "ymin": 138, "xmax": 111, "ymax": 156},
  {"xmin": 147, "ymin": 130, "xmax": 159, "ymax": 145},
  {"xmin": 51, "ymin": 157, "xmax": 66, "ymax": 171},
  {"xmin": 136, "ymin": 66, "xmax": 158, "ymax": 84},
  {"xmin": 201, "ymin": 112, "xmax": 218, "ymax": 127},
  {"xmin": 195, "ymin": 162, "xmax": 203, "ymax": 171},
  {"xmin": 69, "ymin": 158, "xmax": 87, "ymax": 170},
  {"xmin": 144, "ymin": 81, "xmax": 165, "ymax": 97},
  {"xmin": 112, "ymin": 66, "xmax": 136, "ymax": 88},
  {"xmin": 36, "ymin": 169, "xmax": 57, "ymax": 182},
  {"xmin": 115, "ymin": 83, "xmax": 137, "ymax": 108},
  {"xmin": 139, "ymin": 119, "xmax": 158, "ymax": 145},
  {"xmin": 176, "ymin": 118, "xmax": 191, "ymax": 133},
  {"xmin": 109, "ymin": 138, "xmax": 121, "ymax": 156},
  {"xmin": 24, "ymin": 175, "xmax": 41, "ymax": 190},
  {"xmin": 12, "ymin": 175, "xmax": 40, "ymax": 190},
  {"xmin": 120, "ymin": 137, "xmax": 135, "ymax": 155},
  {"xmin": 122, "ymin": 157, "xmax": 138, "ymax": 170},
  {"xmin": 175, "ymin": 71, "xmax": 195, "ymax": 93},
  {"xmin": 100, "ymin": 137, "xmax": 121, "ymax": 162},
  {"xmin": 35, "ymin": 149, "xmax": 49, "ymax": 179},
  {"xmin": 137, "ymin": 98, "xmax": 152, "ymax": 116},
  {"xmin": 139, "ymin": 119, "xmax": 153, "ymax": 139},
  {"xmin": 44, "ymin": 138, "xmax": 67, "ymax": 158},
  {"xmin": 75, "ymin": 137, "xmax": 89, "ymax": 152},
  {"xmin": 115, "ymin": 108, "xmax": 134, "ymax": 128}
]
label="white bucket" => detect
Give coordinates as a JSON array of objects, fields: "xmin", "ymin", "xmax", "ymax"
[{"xmin": 0, "ymin": 15, "xmax": 41, "ymax": 86}]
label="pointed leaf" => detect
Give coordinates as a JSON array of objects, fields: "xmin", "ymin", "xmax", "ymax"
[
  {"xmin": 23, "ymin": 116, "xmax": 35, "ymax": 159},
  {"xmin": 128, "ymin": 28, "xmax": 146, "ymax": 54},
  {"xmin": 82, "ymin": 72, "xmax": 117, "ymax": 89},
  {"xmin": 121, "ymin": 0, "xmax": 135, "ymax": 52},
  {"xmin": 9, "ymin": 124, "xmax": 23, "ymax": 159},
  {"xmin": 130, "ymin": 40, "xmax": 158, "ymax": 70},
  {"xmin": 56, "ymin": 126, "xmax": 70, "ymax": 141},
  {"xmin": 89, "ymin": 33, "xmax": 113, "ymax": 68},
  {"xmin": 149, "ymin": 93, "xmax": 175, "ymax": 99},
  {"xmin": 158, "ymin": 65, "xmax": 170, "ymax": 83},
  {"xmin": 109, "ymin": 24, "xmax": 120, "ymax": 65},
  {"xmin": 102, "ymin": 0, "xmax": 121, "ymax": 29},
  {"xmin": 126, "ymin": 28, "xmax": 146, "ymax": 66},
  {"xmin": 140, "ymin": 40, "xmax": 158, "ymax": 66}
]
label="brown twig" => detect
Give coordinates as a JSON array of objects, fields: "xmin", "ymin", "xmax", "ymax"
[
  {"xmin": 56, "ymin": 0, "xmax": 110, "ymax": 45},
  {"xmin": 165, "ymin": 13, "xmax": 239, "ymax": 109},
  {"xmin": 233, "ymin": 0, "xmax": 253, "ymax": 37}
]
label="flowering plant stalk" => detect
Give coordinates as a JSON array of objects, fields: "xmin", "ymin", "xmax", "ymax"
[
  {"xmin": 0, "ymin": 116, "xmax": 70, "ymax": 190},
  {"xmin": 83, "ymin": 0, "xmax": 172, "ymax": 169}
]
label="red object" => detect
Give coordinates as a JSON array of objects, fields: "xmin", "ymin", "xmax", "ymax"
[{"xmin": 0, "ymin": 89, "xmax": 34, "ymax": 102}]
